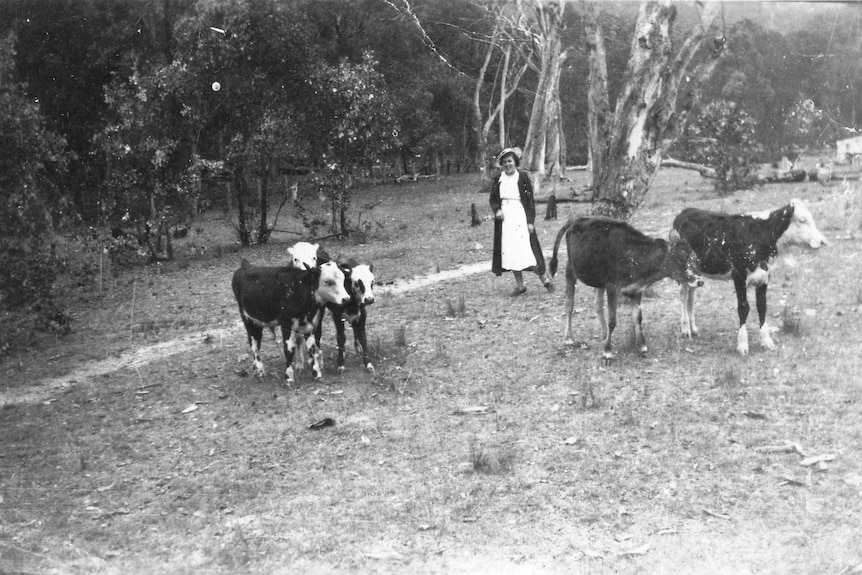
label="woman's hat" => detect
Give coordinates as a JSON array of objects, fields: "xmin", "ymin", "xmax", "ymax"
[{"xmin": 498, "ymin": 147, "xmax": 522, "ymax": 166}]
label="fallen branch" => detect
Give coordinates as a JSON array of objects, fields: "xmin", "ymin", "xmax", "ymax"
[
  {"xmin": 754, "ymin": 442, "xmax": 808, "ymax": 457},
  {"xmin": 702, "ymin": 508, "xmax": 731, "ymax": 520},
  {"xmin": 451, "ymin": 406, "xmax": 495, "ymax": 416},
  {"xmin": 799, "ymin": 453, "xmax": 835, "ymax": 467},
  {"xmin": 661, "ymin": 156, "xmax": 716, "ymax": 178},
  {"xmin": 778, "ymin": 476, "xmax": 807, "ymax": 487},
  {"xmin": 755, "ymin": 169, "xmax": 807, "ymax": 184}
]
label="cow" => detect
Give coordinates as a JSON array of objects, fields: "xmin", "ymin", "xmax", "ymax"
[
  {"xmin": 287, "ymin": 241, "xmax": 328, "ymax": 270},
  {"xmin": 672, "ymin": 199, "xmax": 827, "ymax": 355},
  {"xmin": 316, "ymin": 258, "xmax": 377, "ymax": 373},
  {"xmin": 548, "ymin": 217, "xmax": 703, "ymax": 363},
  {"xmin": 232, "ymin": 259, "xmax": 351, "ymax": 384}
]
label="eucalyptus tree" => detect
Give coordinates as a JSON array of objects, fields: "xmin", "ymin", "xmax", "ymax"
[
  {"xmin": 584, "ymin": 0, "xmax": 726, "ymax": 220},
  {"xmin": 520, "ymin": 0, "xmax": 569, "ymax": 182}
]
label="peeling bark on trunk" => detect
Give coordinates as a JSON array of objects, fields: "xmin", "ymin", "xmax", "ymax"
[
  {"xmin": 590, "ymin": 0, "xmax": 723, "ymax": 220},
  {"xmin": 583, "ymin": 0, "xmax": 610, "ymax": 191},
  {"xmin": 522, "ymin": 0, "xmax": 567, "ymax": 177},
  {"xmin": 473, "ymin": 21, "xmax": 529, "ymax": 180}
]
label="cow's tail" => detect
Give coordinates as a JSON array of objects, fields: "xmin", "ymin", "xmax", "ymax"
[{"xmin": 547, "ymin": 221, "xmax": 572, "ymax": 279}]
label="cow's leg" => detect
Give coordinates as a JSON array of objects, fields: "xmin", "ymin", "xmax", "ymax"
[
  {"xmin": 353, "ymin": 309, "xmax": 373, "ymax": 372},
  {"xmin": 563, "ymin": 261, "xmax": 578, "ymax": 345},
  {"xmin": 602, "ymin": 289, "xmax": 619, "ymax": 363},
  {"xmin": 733, "ymin": 275, "xmax": 750, "ymax": 355},
  {"xmin": 334, "ymin": 314, "xmax": 348, "ymax": 373},
  {"xmin": 631, "ymin": 293, "xmax": 647, "ymax": 357},
  {"xmin": 282, "ymin": 324, "xmax": 297, "ymax": 384},
  {"xmin": 595, "ymin": 288, "xmax": 607, "ymax": 339},
  {"xmin": 679, "ymin": 283, "xmax": 699, "ymax": 338},
  {"xmin": 243, "ymin": 320, "xmax": 265, "ymax": 377},
  {"xmin": 304, "ymin": 328, "xmax": 324, "ymax": 380},
  {"xmin": 755, "ymin": 283, "xmax": 775, "ymax": 350},
  {"xmin": 687, "ymin": 284, "xmax": 699, "ymax": 337}
]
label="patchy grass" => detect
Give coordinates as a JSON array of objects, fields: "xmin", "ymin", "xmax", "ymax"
[{"xmin": 2, "ymin": 171, "xmax": 862, "ymax": 574}]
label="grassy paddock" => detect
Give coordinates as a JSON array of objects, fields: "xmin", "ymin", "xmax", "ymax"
[{"xmin": 1, "ymin": 170, "xmax": 861, "ymax": 574}]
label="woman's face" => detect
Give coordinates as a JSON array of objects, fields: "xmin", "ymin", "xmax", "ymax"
[{"xmin": 501, "ymin": 155, "xmax": 517, "ymax": 174}]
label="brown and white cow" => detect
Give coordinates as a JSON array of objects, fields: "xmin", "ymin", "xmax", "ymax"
[
  {"xmin": 548, "ymin": 217, "xmax": 702, "ymax": 363},
  {"xmin": 316, "ymin": 257, "xmax": 376, "ymax": 373},
  {"xmin": 673, "ymin": 199, "xmax": 827, "ymax": 355},
  {"xmin": 232, "ymin": 259, "xmax": 350, "ymax": 384}
]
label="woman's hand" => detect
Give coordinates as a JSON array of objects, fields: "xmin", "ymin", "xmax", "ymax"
[{"xmin": 495, "ymin": 210, "xmax": 504, "ymax": 221}]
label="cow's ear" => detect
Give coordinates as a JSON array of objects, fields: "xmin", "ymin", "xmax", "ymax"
[
  {"xmin": 668, "ymin": 229, "xmax": 680, "ymax": 243},
  {"xmin": 368, "ymin": 262, "xmax": 374, "ymax": 273}
]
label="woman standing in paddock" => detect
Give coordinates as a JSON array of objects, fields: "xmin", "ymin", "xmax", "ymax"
[{"xmin": 489, "ymin": 147, "xmax": 554, "ymax": 296}]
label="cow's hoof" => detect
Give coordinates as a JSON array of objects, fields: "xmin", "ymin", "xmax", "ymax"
[
  {"xmin": 365, "ymin": 363, "xmax": 375, "ymax": 373},
  {"xmin": 601, "ymin": 354, "xmax": 614, "ymax": 366},
  {"xmin": 337, "ymin": 366, "xmax": 346, "ymax": 374}
]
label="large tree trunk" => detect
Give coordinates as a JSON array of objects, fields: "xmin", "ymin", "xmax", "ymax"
[
  {"xmin": 590, "ymin": 0, "xmax": 723, "ymax": 220},
  {"xmin": 472, "ymin": 24, "xmax": 498, "ymax": 178},
  {"xmin": 545, "ymin": 92, "xmax": 564, "ymax": 178},
  {"xmin": 583, "ymin": 0, "xmax": 610, "ymax": 191},
  {"xmin": 522, "ymin": 0, "xmax": 567, "ymax": 177}
]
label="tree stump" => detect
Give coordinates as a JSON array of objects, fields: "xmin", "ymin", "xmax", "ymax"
[
  {"xmin": 470, "ymin": 203, "xmax": 481, "ymax": 227},
  {"xmin": 545, "ymin": 194, "xmax": 558, "ymax": 220}
]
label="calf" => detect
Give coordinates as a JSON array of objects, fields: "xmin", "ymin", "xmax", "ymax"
[
  {"xmin": 287, "ymin": 241, "xmax": 328, "ymax": 270},
  {"xmin": 232, "ymin": 260, "xmax": 350, "ymax": 384},
  {"xmin": 548, "ymin": 217, "xmax": 702, "ymax": 363},
  {"xmin": 316, "ymin": 258, "xmax": 377, "ymax": 373},
  {"xmin": 673, "ymin": 199, "xmax": 827, "ymax": 355}
]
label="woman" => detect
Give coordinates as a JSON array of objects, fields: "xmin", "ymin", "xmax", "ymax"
[{"xmin": 489, "ymin": 147, "xmax": 553, "ymax": 296}]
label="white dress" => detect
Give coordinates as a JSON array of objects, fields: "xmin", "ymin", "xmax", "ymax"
[{"xmin": 499, "ymin": 171, "xmax": 537, "ymax": 271}]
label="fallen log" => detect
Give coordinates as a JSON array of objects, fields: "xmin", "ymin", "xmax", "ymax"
[
  {"xmin": 535, "ymin": 196, "xmax": 590, "ymax": 205},
  {"xmin": 661, "ymin": 157, "xmax": 716, "ymax": 178},
  {"xmin": 755, "ymin": 169, "xmax": 807, "ymax": 184}
]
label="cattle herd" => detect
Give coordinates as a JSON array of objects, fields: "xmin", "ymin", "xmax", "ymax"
[
  {"xmin": 232, "ymin": 242, "xmax": 376, "ymax": 384},
  {"xmin": 232, "ymin": 199, "xmax": 826, "ymax": 382}
]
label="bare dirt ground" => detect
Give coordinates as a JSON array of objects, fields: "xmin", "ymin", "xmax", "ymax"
[{"xmin": 2, "ymin": 171, "xmax": 862, "ymax": 574}]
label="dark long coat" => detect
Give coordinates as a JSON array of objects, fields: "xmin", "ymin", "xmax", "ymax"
[{"xmin": 488, "ymin": 168, "xmax": 546, "ymax": 276}]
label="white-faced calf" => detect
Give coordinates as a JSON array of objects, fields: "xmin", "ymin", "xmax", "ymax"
[
  {"xmin": 316, "ymin": 258, "xmax": 376, "ymax": 373},
  {"xmin": 673, "ymin": 199, "xmax": 826, "ymax": 355},
  {"xmin": 232, "ymin": 260, "xmax": 350, "ymax": 384}
]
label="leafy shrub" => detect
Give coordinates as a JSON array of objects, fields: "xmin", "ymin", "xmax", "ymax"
[{"xmin": 680, "ymin": 100, "xmax": 759, "ymax": 195}]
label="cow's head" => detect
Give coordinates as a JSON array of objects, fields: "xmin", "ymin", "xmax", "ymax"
[
  {"xmin": 315, "ymin": 261, "xmax": 351, "ymax": 306},
  {"xmin": 348, "ymin": 263, "xmax": 375, "ymax": 306},
  {"xmin": 667, "ymin": 230, "xmax": 704, "ymax": 288},
  {"xmin": 781, "ymin": 199, "xmax": 828, "ymax": 249},
  {"xmin": 288, "ymin": 242, "xmax": 320, "ymax": 270}
]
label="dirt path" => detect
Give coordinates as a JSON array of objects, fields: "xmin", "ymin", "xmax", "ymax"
[{"xmin": 0, "ymin": 259, "xmax": 507, "ymax": 408}]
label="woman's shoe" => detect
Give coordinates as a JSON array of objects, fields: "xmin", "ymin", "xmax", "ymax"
[{"xmin": 510, "ymin": 286, "xmax": 527, "ymax": 297}]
